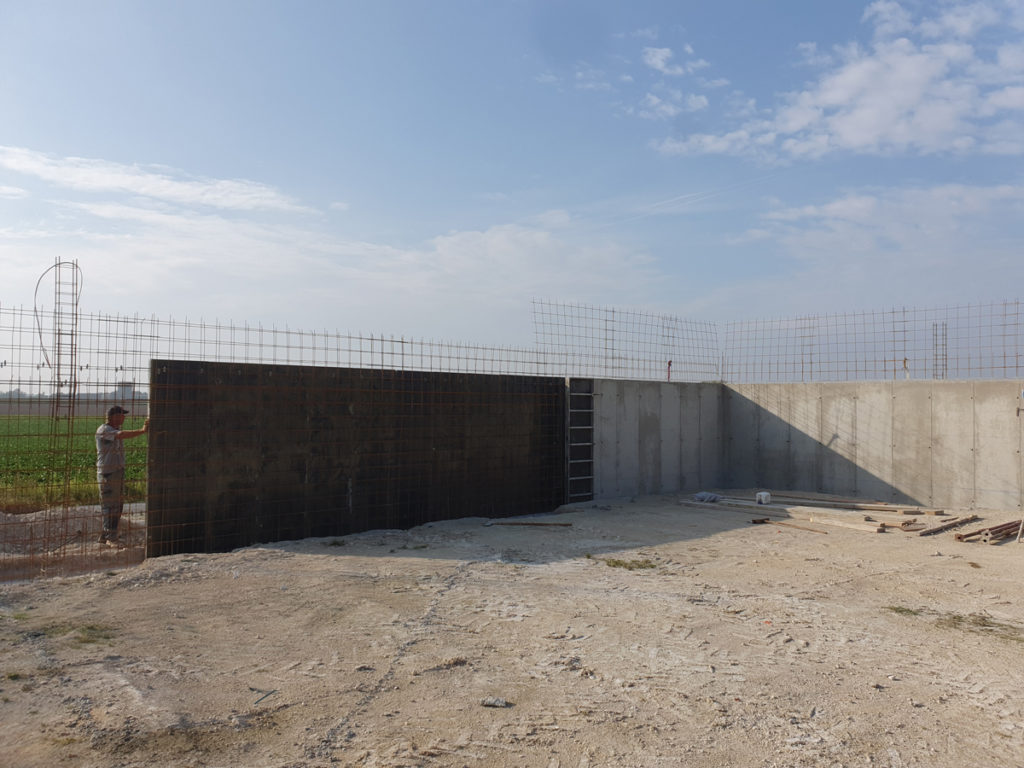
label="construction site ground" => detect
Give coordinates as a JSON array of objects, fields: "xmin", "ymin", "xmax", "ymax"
[{"xmin": 3, "ymin": 493, "xmax": 1024, "ymax": 768}]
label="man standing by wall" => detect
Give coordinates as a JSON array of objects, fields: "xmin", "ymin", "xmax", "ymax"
[{"xmin": 96, "ymin": 405, "xmax": 149, "ymax": 545}]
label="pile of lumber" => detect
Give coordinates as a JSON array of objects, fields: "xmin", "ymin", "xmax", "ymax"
[
  {"xmin": 678, "ymin": 490, "xmax": 984, "ymax": 536},
  {"xmin": 954, "ymin": 519, "xmax": 1024, "ymax": 544}
]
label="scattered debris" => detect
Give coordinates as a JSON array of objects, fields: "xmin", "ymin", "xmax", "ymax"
[
  {"xmin": 600, "ymin": 557, "xmax": 657, "ymax": 570},
  {"xmin": 249, "ymin": 687, "xmax": 278, "ymax": 705},
  {"xmin": 421, "ymin": 657, "xmax": 469, "ymax": 673},
  {"xmin": 918, "ymin": 515, "xmax": 979, "ymax": 536},
  {"xmin": 954, "ymin": 520, "xmax": 1023, "ymax": 544},
  {"xmin": 481, "ymin": 696, "xmax": 511, "ymax": 708},
  {"xmin": 694, "ymin": 492, "xmax": 721, "ymax": 503},
  {"xmin": 750, "ymin": 518, "xmax": 828, "ymax": 535}
]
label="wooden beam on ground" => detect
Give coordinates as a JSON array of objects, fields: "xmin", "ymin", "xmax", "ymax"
[
  {"xmin": 750, "ymin": 518, "xmax": 829, "ymax": 534},
  {"xmin": 716, "ymin": 499, "xmax": 892, "ymax": 528},
  {"xmin": 725, "ymin": 489, "xmax": 945, "ymax": 515},
  {"xmin": 680, "ymin": 498, "xmax": 885, "ymax": 532},
  {"xmin": 805, "ymin": 516, "xmax": 885, "ymax": 533},
  {"xmin": 918, "ymin": 515, "xmax": 978, "ymax": 536}
]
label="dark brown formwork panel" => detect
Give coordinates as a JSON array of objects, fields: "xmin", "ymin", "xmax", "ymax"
[{"xmin": 146, "ymin": 360, "xmax": 566, "ymax": 556}]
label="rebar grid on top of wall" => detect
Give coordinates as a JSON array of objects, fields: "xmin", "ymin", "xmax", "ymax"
[
  {"xmin": 533, "ymin": 299, "xmax": 1024, "ymax": 383},
  {"xmin": 720, "ymin": 301, "xmax": 1024, "ymax": 382},
  {"xmin": 531, "ymin": 299, "xmax": 721, "ymax": 382}
]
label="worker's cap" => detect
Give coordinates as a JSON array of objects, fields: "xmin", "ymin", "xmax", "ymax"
[{"xmin": 107, "ymin": 405, "xmax": 130, "ymax": 417}]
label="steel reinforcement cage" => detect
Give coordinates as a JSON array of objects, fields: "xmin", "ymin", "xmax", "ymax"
[{"xmin": 3, "ymin": 298, "xmax": 1023, "ymax": 578}]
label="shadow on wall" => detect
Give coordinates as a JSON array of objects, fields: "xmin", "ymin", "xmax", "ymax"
[
  {"xmin": 723, "ymin": 384, "xmax": 924, "ymax": 506},
  {"xmin": 592, "ymin": 380, "xmax": 1024, "ymax": 513},
  {"xmin": 723, "ymin": 381, "xmax": 1024, "ymax": 511}
]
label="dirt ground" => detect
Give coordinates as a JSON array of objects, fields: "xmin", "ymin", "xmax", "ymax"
[{"xmin": 3, "ymin": 494, "xmax": 1024, "ymax": 768}]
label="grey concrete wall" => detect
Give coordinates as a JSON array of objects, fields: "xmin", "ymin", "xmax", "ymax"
[
  {"xmin": 593, "ymin": 379, "xmax": 1024, "ymax": 511},
  {"xmin": 722, "ymin": 381, "xmax": 1024, "ymax": 509},
  {"xmin": 592, "ymin": 380, "xmax": 723, "ymax": 498}
]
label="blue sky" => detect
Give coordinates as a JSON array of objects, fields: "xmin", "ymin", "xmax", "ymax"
[{"xmin": 1, "ymin": 0, "xmax": 1023, "ymax": 344}]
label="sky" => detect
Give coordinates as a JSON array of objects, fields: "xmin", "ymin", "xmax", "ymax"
[{"xmin": 1, "ymin": 0, "xmax": 1023, "ymax": 346}]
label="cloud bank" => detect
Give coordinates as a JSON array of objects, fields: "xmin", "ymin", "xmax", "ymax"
[
  {"xmin": 0, "ymin": 146, "xmax": 308, "ymax": 212},
  {"xmin": 655, "ymin": 0, "xmax": 1024, "ymax": 159}
]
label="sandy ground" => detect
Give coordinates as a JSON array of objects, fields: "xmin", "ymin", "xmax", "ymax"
[{"xmin": 3, "ymin": 495, "xmax": 1024, "ymax": 768}]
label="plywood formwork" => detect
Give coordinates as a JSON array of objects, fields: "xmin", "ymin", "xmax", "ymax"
[{"xmin": 147, "ymin": 360, "xmax": 566, "ymax": 556}]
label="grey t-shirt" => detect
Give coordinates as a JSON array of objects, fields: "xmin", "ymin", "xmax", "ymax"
[{"xmin": 95, "ymin": 423, "xmax": 125, "ymax": 472}]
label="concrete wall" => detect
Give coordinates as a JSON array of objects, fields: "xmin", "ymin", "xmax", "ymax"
[
  {"xmin": 592, "ymin": 380, "xmax": 723, "ymax": 498},
  {"xmin": 723, "ymin": 381, "xmax": 1024, "ymax": 509},
  {"xmin": 592, "ymin": 379, "xmax": 1024, "ymax": 511}
]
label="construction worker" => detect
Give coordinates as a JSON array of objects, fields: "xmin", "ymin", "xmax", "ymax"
[{"xmin": 95, "ymin": 406, "xmax": 149, "ymax": 545}]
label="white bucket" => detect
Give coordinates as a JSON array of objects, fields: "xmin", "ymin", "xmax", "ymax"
[{"xmin": 755, "ymin": 491, "xmax": 771, "ymax": 505}]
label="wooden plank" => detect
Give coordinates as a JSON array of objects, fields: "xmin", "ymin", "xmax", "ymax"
[
  {"xmin": 759, "ymin": 492, "xmax": 945, "ymax": 515},
  {"xmin": 677, "ymin": 500, "xmax": 789, "ymax": 519},
  {"xmin": 681, "ymin": 499, "xmax": 885, "ymax": 532},
  {"xmin": 918, "ymin": 515, "xmax": 978, "ymax": 536},
  {"xmin": 750, "ymin": 518, "xmax": 829, "ymax": 534},
  {"xmin": 715, "ymin": 497, "xmax": 890, "ymax": 522},
  {"xmin": 776, "ymin": 498, "xmax": 943, "ymax": 515},
  {"xmin": 805, "ymin": 516, "xmax": 885, "ymax": 533}
]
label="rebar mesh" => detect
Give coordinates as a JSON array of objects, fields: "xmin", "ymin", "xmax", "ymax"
[
  {"xmin": 0, "ymin": 305, "xmax": 567, "ymax": 578},
  {"xmin": 531, "ymin": 299, "xmax": 721, "ymax": 382},
  {"xmin": 532, "ymin": 299, "xmax": 1024, "ymax": 383},
  {"xmin": 720, "ymin": 301, "xmax": 1024, "ymax": 382},
  {"xmin": 4, "ymin": 297, "xmax": 1024, "ymax": 579}
]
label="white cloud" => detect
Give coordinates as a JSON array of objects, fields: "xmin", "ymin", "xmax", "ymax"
[
  {"xmin": 998, "ymin": 43, "xmax": 1024, "ymax": 70},
  {"xmin": 797, "ymin": 42, "xmax": 833, "ymax": 68},
  {"xmin": 654, "ymin": 127, "xmax": 771, "ymax": 157},
  {"xmin": 987, "ymin": 85, "xmax": 1024, "ymax": 110},
  {"xmin": 757, "ymin": 182, "xmax": 1024, "ymax": 269},
  {"xmin": 0, "ymin": 156, "xmax": 663, "ymax": 344},
  {"xmin": 0, "ymin": 146, "xmax": 309, "ymax": 212},
  {"xmin": 638, "ymin": 93, "xmax": 682, "ymax": 120},
  {"xmin": 534, "ymin": 209, "xmax": 572, "ymax": 228},
  {"xmin": 725, "ymin": 94, "xmax": 759, "ymax": 119},
  {"xmin": 979, "ymin": 118, "xmax": 1024, "ymax": 153},
  {"xmin": 685, "ymin": 93, "xmax": 710, "ymax": 112},
  {"xmin": 862, "ymin": 0, "xmax": 914, "ymax": 39},
  {"xmin": 574, "ymin": 67, "xmax": 612, "ymax": 91},
  {"xmin": 329, "ymin": 201, "xmax": 350, "ymax": 212},
  {"xmin": 0, "ymin": 185, "xmax": 28, "ymax": 198},
  {"xmin": 690, "ymin": 181, "xmax": 1024, "ymax": 320},
  {"xmin": 659, "ymin": 1, "xmax": 1024, "ymax": 160},
  {"xmin": 643, "ymin": 47, "xmax": 685, "ymax": 75},
  {"xmin": 637, "ymin": 86, "xmax": 709, "ymax": 120},
  {"xmin": 919, "ymin": 2, "xmax": 1001, "ymax": 38}
]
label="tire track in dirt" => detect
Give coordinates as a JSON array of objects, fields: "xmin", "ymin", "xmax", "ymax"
[{"xmin": 311, "ymin": 558, "xmax": 477, "ymax": 761}]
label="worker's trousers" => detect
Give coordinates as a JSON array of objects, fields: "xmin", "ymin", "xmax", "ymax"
[{"xmin": 97, "ymin": 468, "xmax": 125, "ymax": 541}]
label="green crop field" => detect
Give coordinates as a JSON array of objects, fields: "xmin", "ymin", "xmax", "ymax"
[{"xmin": 0, "ymin": 415, "xmax": 148, "ymax": 513}]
